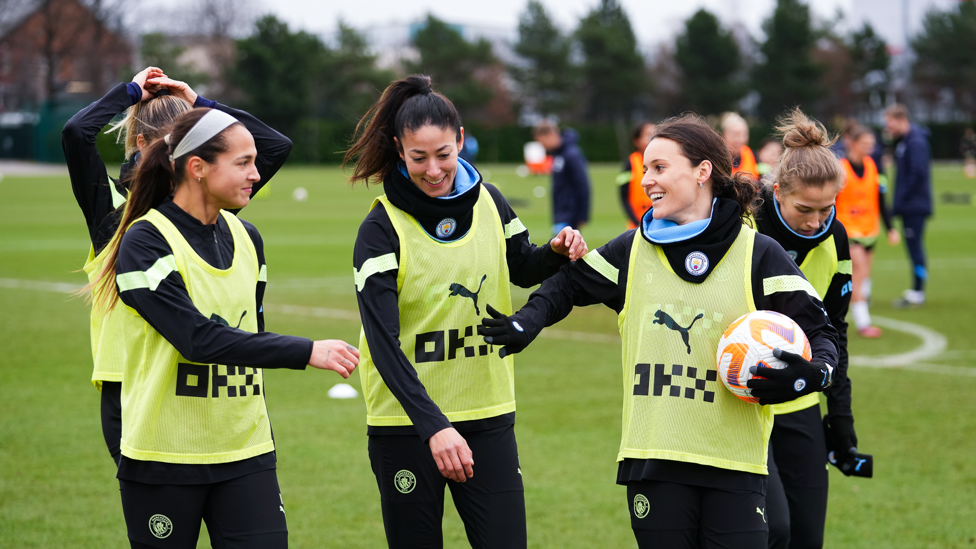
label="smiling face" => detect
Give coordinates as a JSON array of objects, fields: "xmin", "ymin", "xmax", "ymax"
[
  {"xmin": 641, "ymin": 137, "xmax": 713, "ymax": 225},
  {"xmin": 190, "ymin": 124, "xmax": 259, "ymax": 210},
  {"xmin": 774, "ymin": 182, "xmax": 840, "ymax": 236},
  {"xmin": 396, "ymin": 125, "xmax": 464, "ymax": 198}
]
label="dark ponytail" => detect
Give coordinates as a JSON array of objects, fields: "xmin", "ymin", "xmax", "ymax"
[
  {"xmin": 343, "ymin": 75, "xmax": 462, "ymax": 185},
  {"xmin": 652, "ymin": 114, "xmax": 758, "ymax": 224},
  {"xmin": 85, "ymin": 108, "xmax": 240, "ymax": 310}
]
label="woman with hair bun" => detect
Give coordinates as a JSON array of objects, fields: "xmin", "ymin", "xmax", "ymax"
[
  {"xmin": 345, "ymin": 74, "xmax": 586, "ymax": 548},
  {"xmin": 753, "ymin": 108, "xmax": 859, "ymax": 549},
  {"xmin": 86, "ymin": 107, "xmax": 359, "ymax": 548},
  {"xmin": 480, "ymin": 113, "xmax": 839, "ymax": 548},
  {"xmin": 63, "ymin": 66, "xmax": 293, "ymax": 467}
]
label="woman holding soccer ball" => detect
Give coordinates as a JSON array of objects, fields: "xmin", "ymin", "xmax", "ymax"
[
  {"xmin": 62, "ymin": 66, "xmax": 293, "ymax": 467},
  {"xmin": 85, "ymin": 107, "xmax": 359, "ymax": 548},
  {"xmin": 479, "ymin": 114, "xmax": 839, "ymax": 548},
  {"xmin": 344, "ymin": 74, "xmax": 586, "ymax": 548},
  {"xmin": 753, "ymin": 109, "xmax": 859, "ymax": 549}
]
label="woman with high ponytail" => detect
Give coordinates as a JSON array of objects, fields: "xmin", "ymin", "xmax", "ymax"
[
  {"xmin": 90, "ymin": 107, "xmax": 358, "ymax": 549},
  {"xmin": 62, "ymin": 66, "xmax": 293, "ymax": 470},
  {"xmin": 346, "ymin": 74, "xmax": 586, "ymax": 548},
  {"xmin": 753, "ymin": 108, "xmax": 859, "ymax": 549},
  {"xmin": 480, "ymin": 113, "xmax": 840, "ymax": 548}
]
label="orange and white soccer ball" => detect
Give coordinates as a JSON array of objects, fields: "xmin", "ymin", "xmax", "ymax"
[{"xmin": 715, "ymin": 310, "xmax": 812, "ymax": 403}]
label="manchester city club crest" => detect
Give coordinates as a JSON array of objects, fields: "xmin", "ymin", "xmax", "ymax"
[
  {"xmin": 787, "ymin": 250, "xmax": 798, "ymax": 261},
  {"xmin": 148, "ymin": 514, "xmax": 173, "ymax": 539},
  {"xmin": 684, "ymin": 252, "xmax": 709, "ymax": 276},
  {"xmin": 394, "ymin": 469, "xmax": 417, "ymax": 494},
  {"xmin": 436, "ymin": 217, "xmax": 457, "ymax": 238},
  {"xmin": 633, "ymin": 494, "xmax": 650, "ymax": 519}
]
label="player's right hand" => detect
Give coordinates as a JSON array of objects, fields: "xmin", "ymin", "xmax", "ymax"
[
  {"xmin": 309, "ymin": 340, "xmax": 360, "ymax": 378},
  {"xmin": 429, "ymin": 428, "xmax": 474, "ymax": 482},
  {"xmin": 478, "ymin": 304, "xmax": 531, "ymax": 358}
]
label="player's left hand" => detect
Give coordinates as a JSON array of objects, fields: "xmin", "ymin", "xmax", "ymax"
[
  {"xmin": 826, "ymin": 415, "xmax": 858, "ymax": 457},
  {"xmin": 147, "ymin": 76, "xmax": 198, "ymax": 106},
  {"xmin": 887, "ymin": 228, "xmax": 901, "ymax": 246},
  {"xmin": 478, "ymin": 304, "xmax": 531, "ymax": 358},
  {"xmin": 746, "ymin": 348, "xmax": 829, "ymax": 405},
  {"xmin": 549, "ymin": 226, "xmax": 587, "ymax": 261}
]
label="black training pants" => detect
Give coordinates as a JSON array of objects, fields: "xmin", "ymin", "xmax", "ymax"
[
  {"xmin": 120, "ymin": 468, "xmax": 288, "ymax": 549},
  {"xmin": 368, "ymin": 424, "xmax": 526, "ymax": 549},
  {"xmin": 766, "ymin": 406, "xmax": 829, "ymax": 549},
  {"xmin": 627, "ymin": 479, "xmax": 768, "ymax": 548},
  {"xmin": 101, "ymin": 380, "xmax": 123, "ymax": 465}
]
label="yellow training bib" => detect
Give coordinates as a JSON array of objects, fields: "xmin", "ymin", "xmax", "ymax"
[
  {"xmin": 359, "ymin": 187, "xmax": 516, "ymax": 426},
  {"xmin": 615, "ymin": 226, "xmax": 772, "ymax": 474},
  {"xmin": 117, "ymin": 209, "xmax": 272, "ymax": 464}
]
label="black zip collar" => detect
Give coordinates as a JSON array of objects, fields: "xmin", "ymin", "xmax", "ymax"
[
  {"xmin": 639, "ymin": 198, "xmax": 744, "ymax": 283},
  {"xmin": 383, "ymin": 163, "xmax": 483, "ymax": 242},
  {"xmin": 754, "ymin": 186, "xmax": 834, "ymax": 265},
  {"xmin": 156, "ymin": 198, "xmax": 234, "ymax": 269}
]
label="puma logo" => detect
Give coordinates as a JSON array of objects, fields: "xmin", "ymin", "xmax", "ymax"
[
  {"xmin": 448, "ymin": 274, "xmax": 487, "ymax": 315},
  {"xmin": 757, "ymin": 507, "xmax": 766, "ymax": 523},
  {"xmin": 653, "ymin": 310, "xmax": 703, "ymax": 354},
  {"xmin": 210, "ymin": 311, "xmax": 247, "ymax": 329}
]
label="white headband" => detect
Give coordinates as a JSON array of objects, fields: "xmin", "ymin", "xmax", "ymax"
[{"xmin": 169, "ymin": 110, "xmax": 239, "ymax": 162}]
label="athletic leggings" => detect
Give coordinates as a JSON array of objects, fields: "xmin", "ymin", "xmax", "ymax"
[
  {"xmin": 627, "ymin": 480, "xmax": 768, "ymax": 548},
  {"xmin": 100, "ymin": 381, "xmax": 123, "ymax": 465},
  {"xmin": 900, "ymin": 214, "xmax": 928, "ymax": 292},
  {"xmin": 766, "ymin": 406, "xmax": 829, "ymax": 549},
  {"xmin": 368, "ymin": 424, "xmax": 526, "ymax": 549},
  {"xmin": 121, "ymin": 468, "xmax": 287, "ymax": 549}
]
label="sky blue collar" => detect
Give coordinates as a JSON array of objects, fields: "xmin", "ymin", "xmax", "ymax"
[
  {"xmin": 396, "ymin": 157, "xmax": 479, "ymax": 199},
  {"xmin": 641, "ymin": 198, "xmax": 716, "ymax": 244},
  {"xmin": 773, "ymin": 195, "xmax": 834, "ymax": 239}
]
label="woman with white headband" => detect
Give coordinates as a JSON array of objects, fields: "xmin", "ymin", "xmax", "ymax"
[{"xmin": 86, "ymin": 108, "xmax": 359, "ymax": 549}]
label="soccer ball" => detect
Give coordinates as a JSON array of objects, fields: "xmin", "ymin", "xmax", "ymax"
[{"xmin": 715, "ymin": 310, "xmax": 812, "ymax": 403}]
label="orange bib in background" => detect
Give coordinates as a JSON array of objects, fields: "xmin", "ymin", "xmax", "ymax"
[
  {"xmin": 836, "ymin": 157, "xmax": 881, "ymax": 239},
  {"xmin": 732, "ymin": 146, "xmax": 759, "ymax": 181},
  {"xmin": 627, "ymin": 151, "xmax": 653, "ymax": 229}
]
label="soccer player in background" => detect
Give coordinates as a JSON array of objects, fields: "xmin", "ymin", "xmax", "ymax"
[
  {"xmin": 885, "ymin": 104, "xmax": 933, "ymax": 308},
  {"xmin": 534, "ymin": 120, "xmax": 592, "ymax": 234},
  {"xmin": 85, "ymin": 108, "xmax": 360, "ymax": 548},
  {"xmin": 62, "ymin": 66, "xmax": 292, "ymax": 466},
  {"xmin": 837, "ymin": 125, "xmax": 899, "ymax": 338},
  {"xmin": 480, "ymin": 114, "xmax": 839, "ymax": 549},
  {"xmin": 344, "ymin": 74, "xmax": 586, "ymax": 549},
  {"xmin": 618, "ymin": 122, "xmax": 656, "ymax": 229},
  {"xmin": 722, "ymin": 111, "xmax": 760, "ymax": 181},
  {"xmin": 756, "ymin": 137, "xmax": 783, "ymax": 179},
  {"xmin": 752, "ymin": 109, "xmax": 860, "ymax": 549}
]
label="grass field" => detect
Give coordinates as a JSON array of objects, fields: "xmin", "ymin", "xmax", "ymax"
[{"xmin": 1, "ymin": 162, "xmax": 975, "ymax": 548}]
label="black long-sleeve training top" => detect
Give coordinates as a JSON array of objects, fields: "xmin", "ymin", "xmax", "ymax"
[
  {"xmin": 753, "ymin": 186, "xmax": 853, "ymax": 418},
  {"xmin": 62, "ymin": 81, "xmax": 294, "ymax": 254},
  {"xmin": 501, "ymin": 198, "xmax": 839, "ymax": 489},
  {"xmin": 354, "ymin": 162, "xmax": 570, "ymax": 441}
]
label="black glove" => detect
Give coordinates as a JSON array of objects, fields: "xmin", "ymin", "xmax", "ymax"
[
  {"xmin": 478, "ymin": 304, "xmax": 531, "ymax": 358},
  {"xmin": 824, "ymin": 416, "xmax": 872, "ymax": 477},
  {"xmin": 746, "ymin": 348, "xmax": 829, "ymax": 405}
]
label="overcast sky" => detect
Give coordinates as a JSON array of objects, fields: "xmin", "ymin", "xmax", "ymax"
[{"xmin": 261, "ymin": 0, "xmax": 956, "ymax": 50}]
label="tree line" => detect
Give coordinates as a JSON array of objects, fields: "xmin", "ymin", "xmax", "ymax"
[{"xmin": 141, "ymin": 0, "xmax": 976, "ymax": 162}]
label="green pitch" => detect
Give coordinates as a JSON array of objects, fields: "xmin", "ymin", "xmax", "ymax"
[{"xmin": 1, "ymin": 163, "xmax": 974, "ymax": 548}]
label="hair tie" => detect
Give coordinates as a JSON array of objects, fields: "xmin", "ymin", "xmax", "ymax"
[
  {"xmin": 154, "ymin": 88, "xmax": 172, "ymax": 98},
  {"xmin": 419, "ymin": 86, "xmax": 432, "ymax": 95}
]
